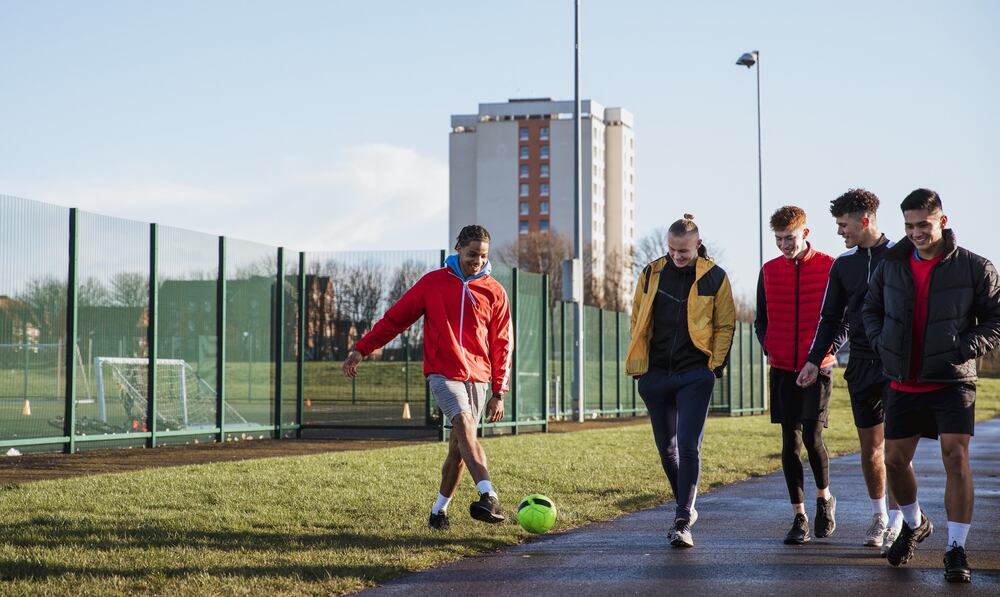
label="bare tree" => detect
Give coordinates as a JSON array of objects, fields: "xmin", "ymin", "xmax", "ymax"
[
  {"xmin": 634, "ymin": 227, "xmax": 669, "ymax": 273},
  {"xmin": 602, "ymin": 247, "xmax": 635, "ymax": 312},
  {"xmin": 110, "ymin": 272, "xmax": 148, "ymax": 307},
  {"xmin": 342, "ymin": 261, "xmax": 385, "ymax": 334},
  {"xmin": 17, "ymin": 276, "xmax": 64, "ymax": 341},
  {"xmin": 733, "ymin": 292, "xmax": 756, "ymax": 323},
  {"xmin": 388, "ymin": 260, "xmax": 427, "ymax": 346},
  {"xmin": 493, "ymin": 232, "xmax": 571, "ymax": 306},
  {"xmin": 78, "ymin": 277, "xmax": 112, "ymax": 307}
]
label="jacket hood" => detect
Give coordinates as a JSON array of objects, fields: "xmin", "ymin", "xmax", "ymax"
[{"xmin": 445, "ymin": 254, "xmax": 492, "ymax": 282}]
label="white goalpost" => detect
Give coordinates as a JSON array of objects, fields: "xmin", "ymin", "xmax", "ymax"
[{"xmin": 93, "ymin": 357, "xmax": 247, "ymax": 431}]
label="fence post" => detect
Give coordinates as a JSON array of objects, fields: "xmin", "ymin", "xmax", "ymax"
[
  {"xmin": 559, "ymin": 301, "xmax": 566, "ymax": 418},
  {"xmin": 511, "ymin": 267, "xmax": 519, "ymax": 435},
  {"xmin": 216, "ymin": 236, "xmax": 227, "ymax": 443},
  {"xmin": 541, "ymin": 274, "xmax": 549, "ymax": 432},
  {"xmin": 615, "ymin": 312, "xmax": 620, "ymax": 415},
  {"xmin": 274, "ymin": 247, "xmax": 284, "ymax": 439},
  {"xmin": 296, "ymin": 251, "xmax": 305, "ymax": 438},
  {"xmin": 63, "ymin": 208, "xmax": 79, "ymax": 454},
  {"xmin": 146, "ymin": 223, "xmax": 159, "ymax": 448},
  {"xmin": 739, "ymin": 322, "xmax": 746, "ymax": 414},
  {"xmin": 598, "ymin": 308, "xmax": 604, "ymax": 415}
]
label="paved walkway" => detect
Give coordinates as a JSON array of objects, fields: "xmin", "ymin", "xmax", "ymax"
[{"xmin": 365, "ymin": 418, "xmax": 1000, "ymax": 596}]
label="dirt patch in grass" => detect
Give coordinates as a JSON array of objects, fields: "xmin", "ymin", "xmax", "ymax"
[{"xmin": 0, "ymin": 417, "xmax": 648, "ymax": 485}]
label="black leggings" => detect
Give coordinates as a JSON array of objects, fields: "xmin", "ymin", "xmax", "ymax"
[{"xmin": 780, "ymin": 420, "xmax": 830, "ymax": 504}]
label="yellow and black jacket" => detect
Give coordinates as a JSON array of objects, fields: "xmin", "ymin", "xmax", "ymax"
[{"xmin": 625, "ymin": 255, "xmax": 736, "ymax": 377}]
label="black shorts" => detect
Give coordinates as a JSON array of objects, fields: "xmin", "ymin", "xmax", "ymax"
[
  {"xmin": 843, "ymin": 358, "xmax": 887, "ymax": 429},
  {"xmin": 769, "ymin": 367, "xmax": 832, "ymax": 427},
  {"xmin": 884, "ymin": 383, "xmax": 976, "ymax": 440}
]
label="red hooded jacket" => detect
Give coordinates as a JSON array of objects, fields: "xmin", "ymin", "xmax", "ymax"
[{"xmin": 355, "ymin": 262, "xmax": 513, "ymax": 395}]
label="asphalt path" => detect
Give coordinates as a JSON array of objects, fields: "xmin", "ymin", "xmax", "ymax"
[{"xmin": 363, "ymin": 417, "xmax": 1000, "ymax": 596}]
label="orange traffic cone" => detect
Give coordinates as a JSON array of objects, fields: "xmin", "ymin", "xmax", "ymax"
[
  {"xmin": 21, "ymin": 399, "xmax": 31, "ymax": 416},
  {"xmin": 401, "ymin": 402, "xmax": 412, "ymax": 420}
]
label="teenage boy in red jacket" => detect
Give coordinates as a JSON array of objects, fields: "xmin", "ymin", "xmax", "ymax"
[
  {"xmin": 342, "ymin": 225, "xmax": 512, "ymax": 530},
  {"xmin": 755, "ymin": 206, "xmax": 844, "ymax": 545}
]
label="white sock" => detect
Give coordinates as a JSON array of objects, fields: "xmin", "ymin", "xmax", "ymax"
[
  {"xmin": 431, "ymin": 493, "xmax": 451, "ymax": 515},
  {"xmin": 817, "ymin": 487, "xmax": 832, "ymax": 500},
  {"xmin": 947, "ymin": 521, "xmax": 971, "ymax": 549},
  {"xmin": 888, "ymin": 509, "xmax": 903, "ymax": 530},
  {"xmin": 900, "ymin": 502, "xmax": 922, "ymax": 528},
  {"xmin": 476, "ymin": 480, "xmax": 497, "ymax": 498},
  {"xmin": 871, "ymin": 497, "xmax": 888, "ymax": 518}
]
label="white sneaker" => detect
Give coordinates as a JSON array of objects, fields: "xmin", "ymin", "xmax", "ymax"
[
  {"xmin": 865, "ymin": 513, "xmax": 888, "ymax": 547},
  {"xmin": 689, "ymin": 507, "xmax": 699, "ymax": 528},
  {"xmin": 880, "ymin": 525, "xmax": 900, "ymax": 557}
]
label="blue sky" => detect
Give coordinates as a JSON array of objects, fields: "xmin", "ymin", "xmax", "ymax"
[{"xmin": 1, "ymin": 0, "xmax": 997, "ymax": 295}]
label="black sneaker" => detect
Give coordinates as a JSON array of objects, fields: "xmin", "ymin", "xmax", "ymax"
[
  {"xmin": 470, "ymin": 492, "xmax": 505, "ymax": 524},
  {"xmin": 886, "ymin": 510, "xmax": 933, "ymax": 567},
  {"xmin": 784, "ymin": 513, "xmax": 811, "ymax": 545},
  {"xmin": 815, "ymin": 495, "xmax": 836, "ymax": 538},
  {"xmin": 944, "ymin": 545, "xmax": 972, "ymax": 583},
  {"xmin": 670, "ymin": 518, "xmax": 694, "ymax": 548},
  {"xmin": 428, "ymin": 511, "xmax": 450, "ymax": 531}
]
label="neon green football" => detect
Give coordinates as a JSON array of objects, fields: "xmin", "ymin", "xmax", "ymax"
[{"xmin": 517, "ymin": 494, "xmax": 557, "ymax": 533}]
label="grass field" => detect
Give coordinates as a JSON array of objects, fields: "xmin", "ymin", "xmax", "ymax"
[{"xmin": 1, "ymin": 372, "xmax": 999, "ymax": 595}]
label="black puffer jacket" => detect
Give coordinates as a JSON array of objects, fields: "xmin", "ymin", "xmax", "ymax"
[{"xmin": 862, "ymin": 229, "xmax": 1000, "ymax": 383}]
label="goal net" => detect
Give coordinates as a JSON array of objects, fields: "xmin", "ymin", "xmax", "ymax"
[{"xmin": 94, "ymin": 357, "xmax": 248, "ymax": 431}]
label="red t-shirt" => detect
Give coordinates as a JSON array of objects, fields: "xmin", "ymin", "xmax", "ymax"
[{"xmin": 891, "ymin": 250, "xmax": 946, "ymax": 393}]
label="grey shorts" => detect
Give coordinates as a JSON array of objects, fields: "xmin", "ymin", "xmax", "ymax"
[{"xmin": 428, "ymin": 374, "xmax": 489, "ymax": 427}]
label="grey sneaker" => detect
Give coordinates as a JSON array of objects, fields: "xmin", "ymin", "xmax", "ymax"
[
  {"xmin": 880, "ymin": 524, "xmax": 901, "ymax": 557},
  {"xmin": 865, "ymin": 513, "xmax": 888, "ymax": 547},
  {"xmin": 470, "ymin": 493, "xmax": 505, "ymax": 524},
  {"xmin": 670, "ymin": 518, "xmax": 694, "ymax": 548}
]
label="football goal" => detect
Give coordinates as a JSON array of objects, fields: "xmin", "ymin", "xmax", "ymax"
[{"xmin": 94, "ymin": 357, "xmax": 247, "ymax": 431}]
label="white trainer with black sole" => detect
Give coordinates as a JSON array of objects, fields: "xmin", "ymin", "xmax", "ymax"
[{"xmin": 865, "ymin": 513, "xmax": 888, "ymax": 547}]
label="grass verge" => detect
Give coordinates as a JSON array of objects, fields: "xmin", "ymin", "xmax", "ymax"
[{"xmin": 1, "ymin": 372, "xmax": 998, "ymax": 595}]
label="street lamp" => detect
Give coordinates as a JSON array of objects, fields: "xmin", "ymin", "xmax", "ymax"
[
  {"xmin": 735, "ymin": 50, "xmax": 762, "ymax": 270},
  {"xmin": 735, "ymin": 49, "xmax": 766, "ymax": 410}
]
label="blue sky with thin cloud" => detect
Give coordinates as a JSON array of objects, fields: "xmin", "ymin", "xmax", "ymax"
[{"xmin": 1, "ymin": 0, "xmax": 996, "ymax": 295}]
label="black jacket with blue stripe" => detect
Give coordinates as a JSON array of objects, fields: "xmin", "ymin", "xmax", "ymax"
[{"xmin": 807, "ymin": 235, "xmax": 892, "ymax": 366}]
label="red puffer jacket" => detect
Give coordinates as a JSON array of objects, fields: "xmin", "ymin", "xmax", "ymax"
[
  {"xmin": 355, "ymin": 263, "xmax": 513, "ymax": 395},
  {"xmin": 757, "ymin": 244, "xmax": 837, "ymax": 372}
]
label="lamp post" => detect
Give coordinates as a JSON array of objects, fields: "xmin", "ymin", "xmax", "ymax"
[
  {"xmin": 570, "ymin": 0, "xmax": 585, "ymax": 422},
  {"xmin": 736, "ymin": 49, "xmax": 766, "ymax": 410}
]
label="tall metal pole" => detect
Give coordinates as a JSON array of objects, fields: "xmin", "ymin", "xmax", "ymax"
[
  {"xmin": 572, "ymin": 0, "xmax": 585, "ymax": 422},
  {"xmin": 755, "ymin": 52, "xmax": 762, "ymax": 273},
  {"xmin": 755, "ymin": 52, "xmax": 766, "ymax": 411}
]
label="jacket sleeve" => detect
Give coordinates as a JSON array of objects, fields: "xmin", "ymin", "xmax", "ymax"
[
  {"xmin": 862, "ymin": 261, "xmax": 886, "ymax": 354},
  {"xmin": 709, "ymin": 273, "xmax": 737, "ymax": 374},
  {"xmin": 754, "ymin": 268, "xmax": 768, "ymax": 349},
  {"xmin": 630, "ymin": 265, "xmax": 650, "ymax": 337},
  {"xmin": 355, "ymin": 278, "xmax": 425, "ymax": 356},
  {"xmin": 488, "ymin": 286, "xmax": 513, "ymax": 395},
  {"xmin": 807, "ymin": 259, "xmax": 849, "ymax": 365},
  {"xmin": 959, "ymin": 258, "xmax": 1000, "ymax": 360}
]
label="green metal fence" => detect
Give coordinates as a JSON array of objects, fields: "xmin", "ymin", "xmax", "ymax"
[
  {"xmin": 710, "ymin": 320, "xmax": 767, "ymax": 415},
  {"xmin": 0, "ymin": 194, "xmax": 765, "ymax": 453},
  {"xmin": 547, "ymin": 306, "xmax": 766, "ymax": 418}
]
